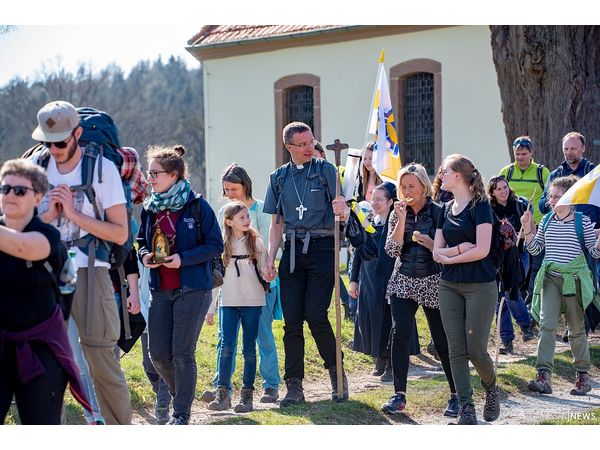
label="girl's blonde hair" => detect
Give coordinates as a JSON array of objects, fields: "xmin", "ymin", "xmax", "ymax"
[
  {"xmin": 361, "ymin": 141, "xmax": 382, "ymax": 195},
  {"xmin": 443, "ymin": 154, "xmax": 487, "ymax": 203},
  {"xmin": 221, "ymin": 200, "xmax": 260, "ymax": 267},
  {"xmin": 396, "ymin": 162, "xmax": 433, "ymax": 199}
]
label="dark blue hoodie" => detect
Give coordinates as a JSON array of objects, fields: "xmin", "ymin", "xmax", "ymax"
[{"xmin": 138, "ymin": 190, "xmax": 224, "ymax": 292}]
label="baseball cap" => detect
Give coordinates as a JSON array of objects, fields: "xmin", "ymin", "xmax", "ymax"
[{"xmin": 31, "ymin": 101, "xmax": 80, "ymax": 142}]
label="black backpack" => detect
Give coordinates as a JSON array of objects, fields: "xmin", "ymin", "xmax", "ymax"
[
  {"xmin": 466, "ymin": 201, "xmax": 506, "ymax": 271},
  {"xmin": 190, "ymin": 197, "xmax": 225, "ymax": 288}
]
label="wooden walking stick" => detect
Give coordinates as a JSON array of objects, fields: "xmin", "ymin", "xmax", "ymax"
[
  {"xmin": 495, "ymin": 296, "xmax": 506, "ymax": 373},
  {"xmin": 327, "ymin": 138, "xmax": 349, "ymax": 400},
  {"xmin": 516, "ymin": 188, "xmax": 538, "ymax": 244}
]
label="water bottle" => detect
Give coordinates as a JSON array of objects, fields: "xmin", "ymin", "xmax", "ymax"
[{"xmin": 59, "ymin": 250, "xmax": 78, "ymax": 295}]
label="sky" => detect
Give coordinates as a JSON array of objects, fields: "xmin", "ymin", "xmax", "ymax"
[
  {"xmin": 0, "ymin": 25, "xmax": 202, "ymax": 87},
  {"xmin": 0, "ymin": 0, "xmax": 577, "ymax": 89}
]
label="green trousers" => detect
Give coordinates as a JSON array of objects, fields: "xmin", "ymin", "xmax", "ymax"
[
  {"xmin": 536, "ymin": 273, "xmax": 590, "ymax": 373},
  {"xmin": 438, "ymin": 279, "xmax": 497, "ymax": 407}
]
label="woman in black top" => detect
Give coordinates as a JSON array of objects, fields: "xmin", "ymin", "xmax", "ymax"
[
  {"xmin": 487, "ymin": 176, "xmax": 534, "ymax": 355},
  {"xmin": 381, "ymin": 163, "xmax": 457, "ymax": 416},
  {"xmin": 0, "ymin": 159, "xmax": 83, "ymax": 424},
  {"xmin": 433, "ymin": 154, "xmax": 500, "ymax": 425}
]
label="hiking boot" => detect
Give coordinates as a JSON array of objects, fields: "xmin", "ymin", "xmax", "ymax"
[
  {"xmin": 443, "ymin": 393, "xmax": 460, "ymax": 418},
  {"xmin": 562, "ymin": 328, "xmax": 569, "ymax": 342},
  {"xmin": 499, "ymin": 340, "xmax": 514, "ymax": 355},
  {"xmin": 381, "ymin": 393, "xmax": 406, "ymax": 415},
  {"xmin": 521, "ymin": 326, "xmax": 536, "ymax": 342},
  {"xmin": 450, "ymin": 404, "xmax": 477, "ymax": 425},
  {"xmin": 570, "ymin": 372, "xmax": 592, "ymax": 396},
  {"xmin": 259, "ymin": 387, "xmax": 279, "ymax": 403},
  {"xmin": 155, "ymin": 406, "xmax": 170, "ymax": 425},
  {"xmin": 528, "ymin": 369, "xmax": 553, "ymax": 394},
  {"xmin": 207, "ymin": 386, "xmax": 232, "ymax": 411},
  {"xmin": 328, "ymin": 366, "xmax": 349, "ymax": 402},
  {"xmin": 380, "ymin": 361, "xmax": 393, "ymax": 383},
  {"xmin": 200, "ymin": 389, "xmax": 217, "ymax": 403},
  {"xmin": 371, "ymin": 357, "xmax": 386, "ymax": 376},
  {"xmin": 167, "ymin": 415, "xmax": 189, "ymax": 425},
  {"xmin": 427, "ymin": 340, "xmax": 440, "ymax": 360},
  {"xmin": 280, "ymin": 378, "xmax": 305, "ymax": 408},
  {"xmin": 233, "ymin": 387, "xmax": 254, "ymax": 413},
  {"xmin": 483, "ymin": 385, "xmax": 500, "ymax": 422}
]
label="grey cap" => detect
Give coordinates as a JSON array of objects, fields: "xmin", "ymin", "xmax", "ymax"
[{"xmin": 31, "ymin": 101, "xmax": 80, "ymax": 142}]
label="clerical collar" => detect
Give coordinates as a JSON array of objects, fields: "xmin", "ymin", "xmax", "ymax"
[{"xmin": 293, "ymin": 158, "xmax": 313, "ymax": 170}]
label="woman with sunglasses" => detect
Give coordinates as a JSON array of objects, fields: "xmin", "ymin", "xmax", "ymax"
[
  {"xmin": 138, "ymin": 145, "xmax": 223, "ymax": 425},
  {"xmin": 433, "ymin": 154, "xmax": 501, "ymax": 425},
  {"xmin": 201, "ymin": 163, "xmax": 282, "ymax": 405},
  {"xmin": 487, "ymin": 176, "xmax": 535, "ymax": 355},
  {"xmin": 381, "ymin": 164, "xmax": 457, "ymax": 416},
  {"xmin": 0, "ymin": 159, "xmax": 91, "ymax": 424}
]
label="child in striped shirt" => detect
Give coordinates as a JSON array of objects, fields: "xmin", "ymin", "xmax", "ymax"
[{"xmin": 521, "ymin": 175, "xmax": 600, "ymax": 397}]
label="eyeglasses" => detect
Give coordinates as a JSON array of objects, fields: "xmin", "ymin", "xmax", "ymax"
[
  {"xmin": 289, "ymin": 139, "xmax": 317, "ymax": 149},
  {"xmin": 41, "ymin": 132, "xmax": 75, "ymax": 149},
  {"xmin": 147, "ymin": 170, "xmax": 168, "ymax": 178},
  {"xmin": 0, "ymin": 184, "xmax": 36, "ymax": 196},
  {"xmin": 440, "ymin": 169, "xmax": 456, "ymax": 176},
  {"xmin": 512, "ymin": 138, "xmax": 532, "ymax": 149}
]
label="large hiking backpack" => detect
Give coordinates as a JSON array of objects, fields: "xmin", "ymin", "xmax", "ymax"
[{"xmin": 24, "ymin": 107, "xmax": 147, "ymax": 339}]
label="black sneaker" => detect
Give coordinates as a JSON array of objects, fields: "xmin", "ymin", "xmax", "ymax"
[
  {"xmin": 167, "ymin": 415, "xmax": 189, "ymax": 425},
  {"xmin": 450, "ymin": 404, "xmax": 477, "ymax": 425},
  {"xmin": 521, "ymin": 326, "xmax": 536, "ymax": 342},
  {"xmin": 371, "ymin": 357, "xmax": 386, "ymax": 376},
  {"xmin": 483, "ymin": 385, "xmax": 500, "ymax": 422},
  {"xmin": 499, "ymin": 340, "xmax": 513, "ymax": 355},
  {"xmin": 427, "ymin": 340, "xmax": 440, "ymax": 361},
  {"xmin": 280, "ymin": 378, "xmax": 305, "ymax": 408},
  {"xmin": 443, "ymin": 394, "xmax": 459, "ymax": 417},
  {"xmin": 381, "ymin": 393, "xmax": 406, "ymax": 414}
]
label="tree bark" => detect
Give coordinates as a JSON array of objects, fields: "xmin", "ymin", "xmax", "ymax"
[{"xmin": 490, "ymin": 25, "xmax": 600, "ymax": 169}]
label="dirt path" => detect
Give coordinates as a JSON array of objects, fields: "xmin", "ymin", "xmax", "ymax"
[{"xmin": 132, "ymin": 333, "xmax": 600, "ymax": 425}]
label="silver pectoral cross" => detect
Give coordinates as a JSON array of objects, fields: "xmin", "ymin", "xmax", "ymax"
[{"xmin": 296, "ymin": 203, "xmax": 308, "ymax": 220}]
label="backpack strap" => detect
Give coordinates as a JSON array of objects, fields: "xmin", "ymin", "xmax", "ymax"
[
  {"xmin": 540, "ymin": 211, "xmax": 554, "ymax": 235},
  {"xmin": 190, "ymin": 196, "xmax": 203, "ymax": 243},
  {"xmin": 274, "ymin": 163, "xmax": 290, "ymax": 225},
  {"xmin": 536, "ymin": 164, "xmax": 545, "ymax": 191},
  {"xmin": 315, "ymin": 159, "xmax": 332, "ymax": 203},
  {"xmin": 506, "ymin": 165, "xmax": 515, "ymax": 182}
]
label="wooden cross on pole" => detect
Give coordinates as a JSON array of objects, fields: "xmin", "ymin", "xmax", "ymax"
[{"xmin": 326, "ymin": 138, "xmax": 349, "ymax": 401}]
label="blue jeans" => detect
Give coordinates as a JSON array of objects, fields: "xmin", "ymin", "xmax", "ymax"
[
  {"xmin": 148, "ymin": 288, "xmax": 211, "ymax": 419},
  {"xmin": 217, "ymin": 306, "xmax": 262, "ymax": 390},
  {"xmin": 67, "ymin": 317, "xmax": 104, "ymax": 424},
  {"xmin": 496, "ymin": 250, "xmax": 532, "ymax": 341},
  {"xmin": 212, "ymin": 288, "xmax": 281, "ymax": 390}
]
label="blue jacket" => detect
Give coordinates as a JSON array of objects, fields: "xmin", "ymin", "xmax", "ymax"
[
  {"xmin": 538, "ymin": 158, "xmax": 600, "ymax": 227},
  {"xmin": 138, "ymin": 191, "xmax": 224, "ymax": 292}
]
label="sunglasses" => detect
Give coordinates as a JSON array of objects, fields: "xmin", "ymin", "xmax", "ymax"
[
  {"xmin": 512, "ymin": 138, "xmax": 532, "ymax": 149},
  {"xmin": 41, "ymin": 132, "xmax": 75, "ymax": 149},
  {"xmin": 0, "ymin": 184, "xmax": 36, "ymax": 196}
]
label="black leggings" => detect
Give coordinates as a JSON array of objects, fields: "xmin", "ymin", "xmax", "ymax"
[
  {"xmin": 390, "ymin": 296, "xmax": 456, "ymax": 395},
  {"xmin": 0, "ymin": 342, "xmax": 67, "ymax": 424}
]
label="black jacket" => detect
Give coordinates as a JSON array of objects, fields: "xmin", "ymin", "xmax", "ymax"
[{"xmin": 396, "ymin": 198, "xmax": 441, "ymax": 278}]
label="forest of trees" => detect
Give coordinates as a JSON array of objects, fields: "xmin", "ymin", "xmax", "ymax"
[{"xmin": 0, "ymin": 56, "xmax": 206, "ymax": 192}]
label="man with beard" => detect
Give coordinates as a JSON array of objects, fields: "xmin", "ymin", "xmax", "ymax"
[{"xmin": 30, "ymin": 101, "xmax": 132, "ymax": 424}]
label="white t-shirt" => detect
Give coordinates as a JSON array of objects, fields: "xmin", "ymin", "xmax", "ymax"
[{"xmin": 34, "ymin": 151, "xmax": 126, "ymax": 269}]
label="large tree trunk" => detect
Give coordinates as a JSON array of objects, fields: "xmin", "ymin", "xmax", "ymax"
[{"xmin": 490, "ymin": 26, "xmax": 600, "ymax": 169}]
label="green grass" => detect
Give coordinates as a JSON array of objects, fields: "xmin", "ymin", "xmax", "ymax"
[
  {"xmin": 6, "ymin": 271, "xmax": 597, "ymax": 425},
  {"xmin": 539, "ymin": 408, "xmax": 600, "ymax": 425}
]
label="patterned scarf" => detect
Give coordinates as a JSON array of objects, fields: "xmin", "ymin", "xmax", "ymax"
[{"xmin": 143, "ymin": 179, "xmax": 191, "ymax": 213}]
